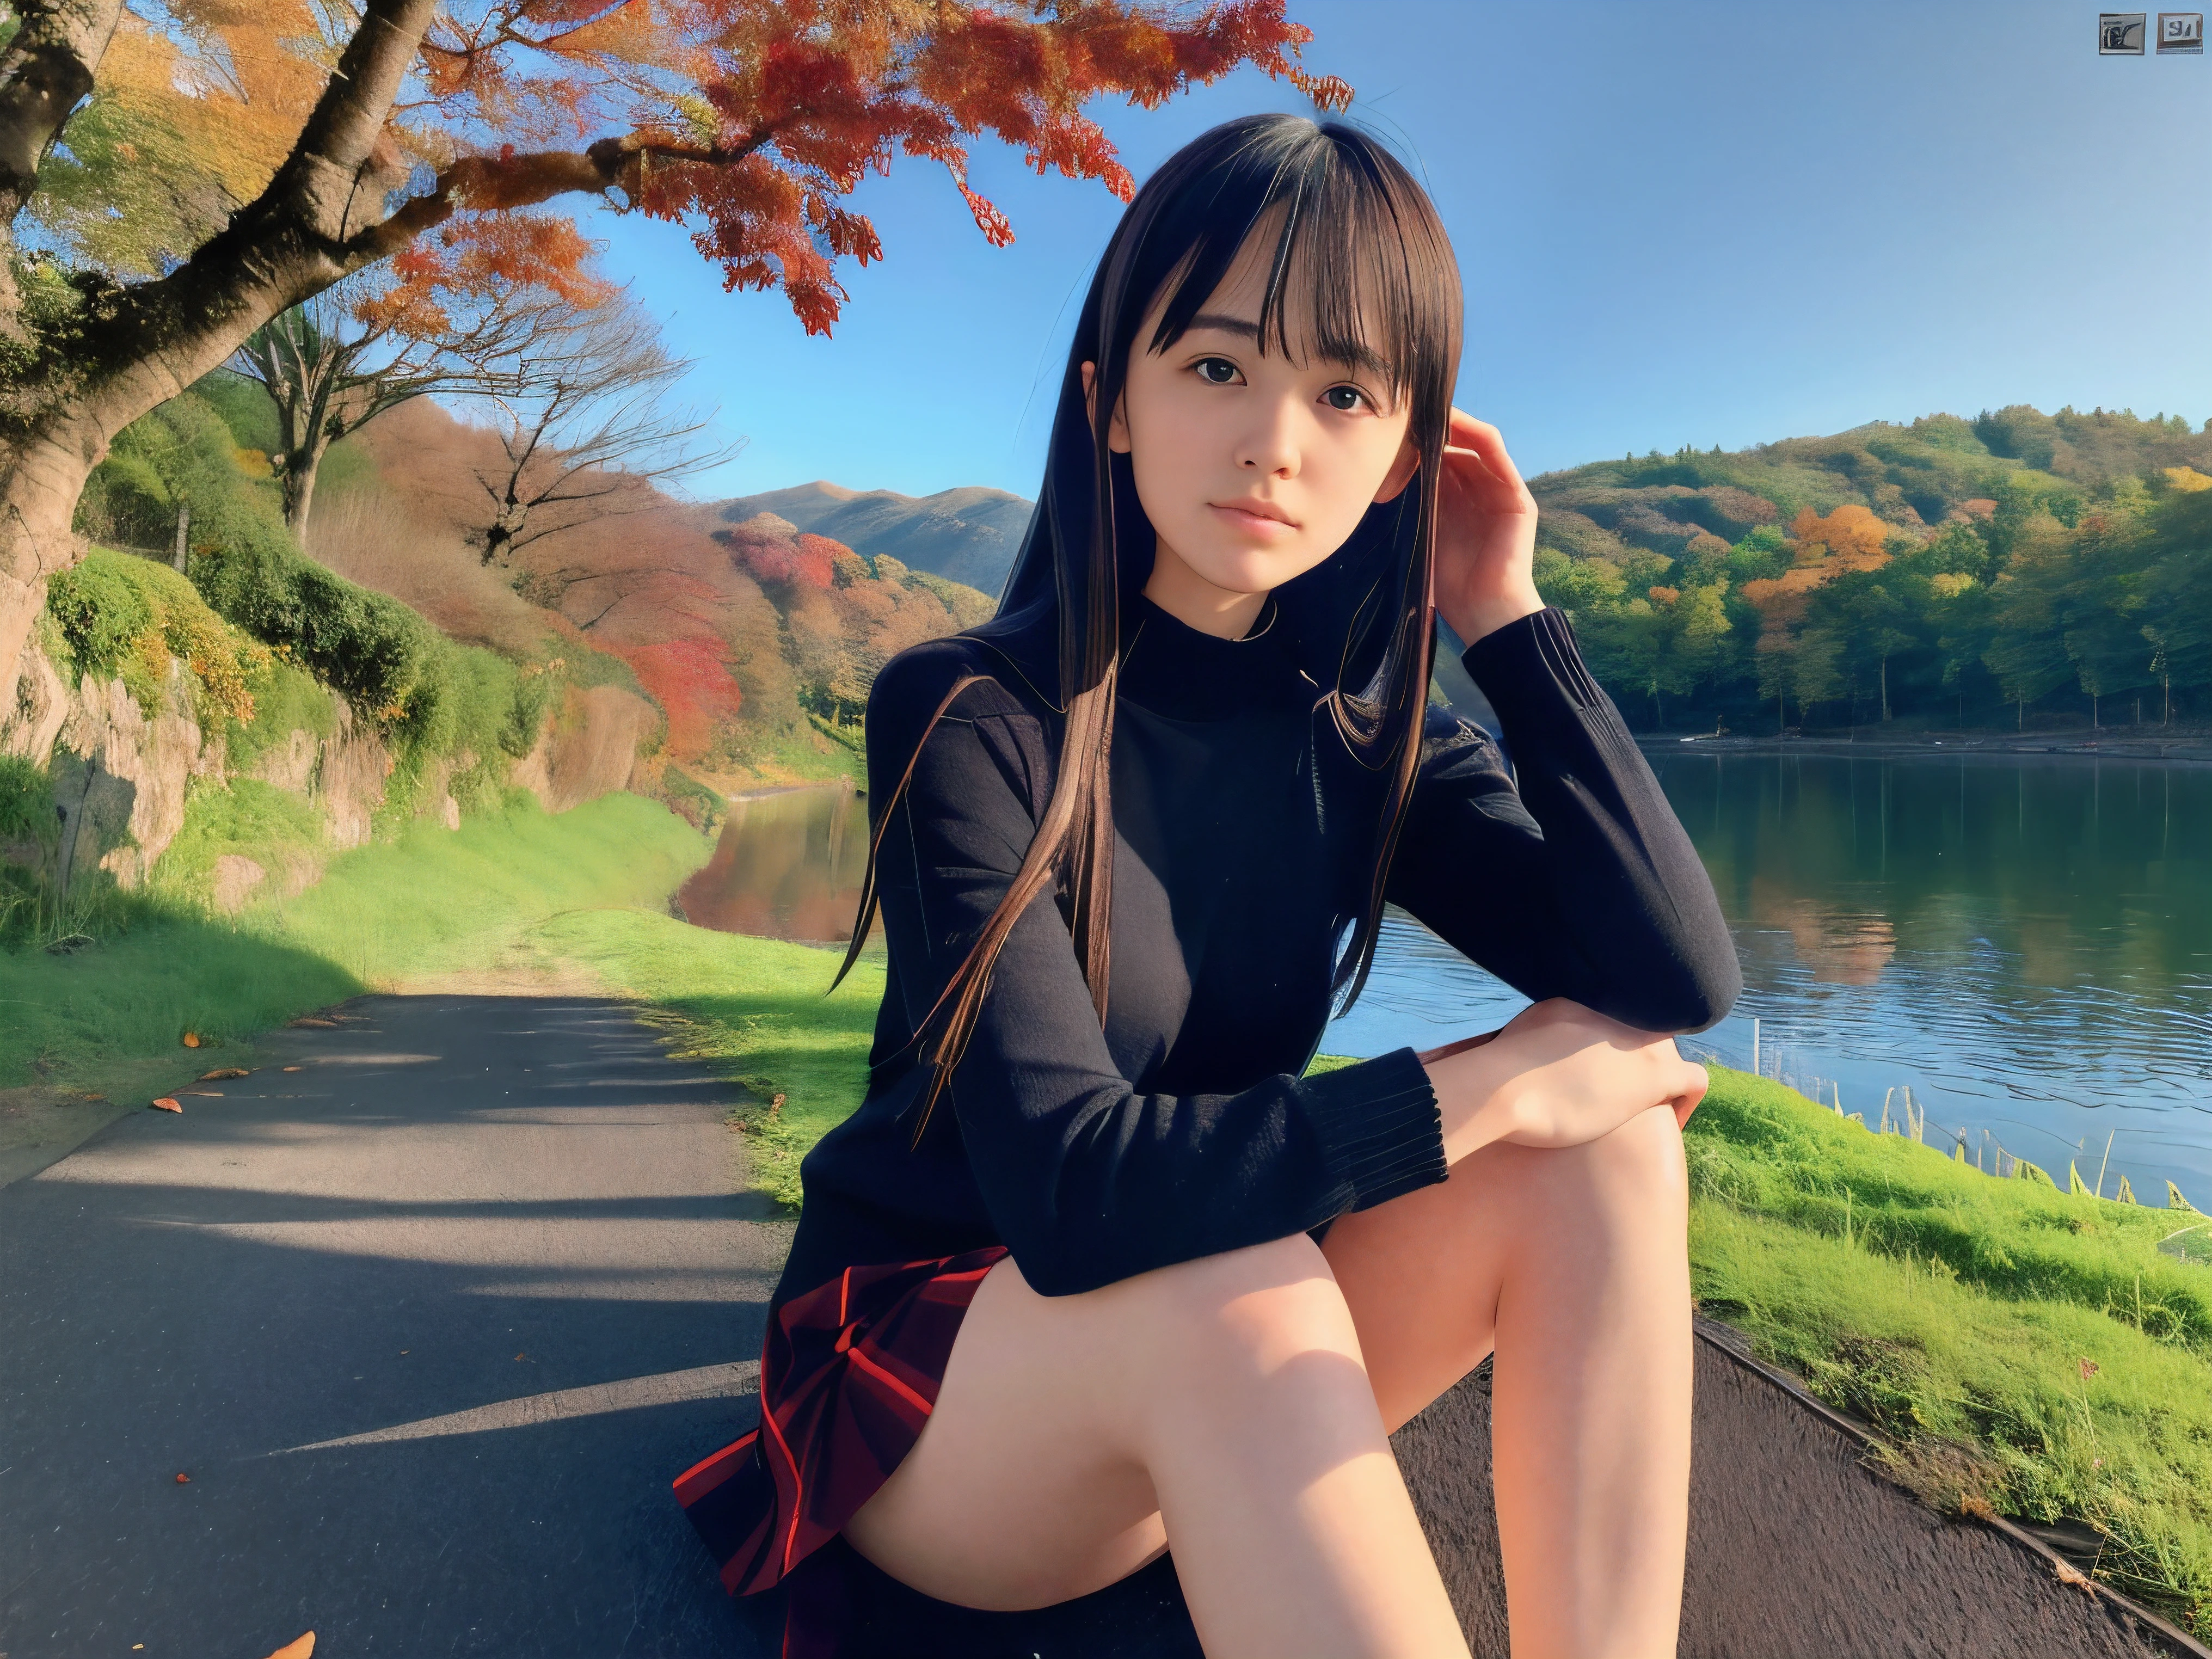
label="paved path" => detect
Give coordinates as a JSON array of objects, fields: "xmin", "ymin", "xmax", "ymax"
[
  {"xmin": 2, "ymin": 994, "xmax": 781, "ymax": 1658},
  {"xmin": 4, "ymin": 993, "xmax": 2201, "ymax": 1658}
]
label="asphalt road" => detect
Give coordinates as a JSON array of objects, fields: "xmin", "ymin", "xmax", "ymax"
[
  {"xmin": 1, "ymin": 994, "xmax": 782, "ymax": 1659},
  {"xmin": 3, "ymin": 992, "xmax": 2201, "ymax": 1658}
]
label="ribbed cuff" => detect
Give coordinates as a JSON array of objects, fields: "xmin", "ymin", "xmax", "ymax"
[
  {"xmin": 1291, "ymin": 1047, "xmax": 1447, "ymax": 1213},
  {"xmin": 1463, "ymin": 605, "xmax": 1603, "ymax": 716}
]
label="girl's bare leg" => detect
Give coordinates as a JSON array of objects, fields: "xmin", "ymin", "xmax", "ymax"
[
  {"xmin": 843, "ymin": 1104, "xmax": 1689, "ymax": 1658},
  {"xmin": 1324, "ymin": 1103, "xmax": 1693, "ymax": 1659},
  {"xmin": 843, "ymin": 1232, "xmax": 1471, "ymax": 1658}
]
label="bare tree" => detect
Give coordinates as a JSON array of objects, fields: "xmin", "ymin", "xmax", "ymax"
[
  {"xmin": 233, "ymin": 272, "xmax": 589, "ymax": 536},
  {"xmin": 470, "ymin": 303, "xmax": 740, "ymax": 568}
]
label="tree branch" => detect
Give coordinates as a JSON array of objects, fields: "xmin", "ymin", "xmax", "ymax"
[{"xmin": 0, "ymin": 0, "xmax": 123, "ymax": 224}]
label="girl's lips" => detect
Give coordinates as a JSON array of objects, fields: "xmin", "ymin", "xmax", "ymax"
[{"xmin": 1209, "ymin": 502, "xmax": 1298, "ymax": 534}]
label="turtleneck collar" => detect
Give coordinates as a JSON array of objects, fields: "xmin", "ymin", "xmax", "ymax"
[{"xmin": 1115, "ymin": 591, "xmax": 1314, "ymax": 722}]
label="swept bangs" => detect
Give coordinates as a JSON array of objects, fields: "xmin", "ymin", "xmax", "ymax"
[{"xmin": 1141, "ymin": 132, "xmax": 1459, "ymax": 426}]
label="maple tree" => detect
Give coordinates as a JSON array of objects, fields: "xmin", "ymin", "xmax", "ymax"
[{"xmin": 0, "ymin": 0, "xmax": 1350, "ymax": 736}]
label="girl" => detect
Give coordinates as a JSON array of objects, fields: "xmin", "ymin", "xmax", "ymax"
[{"xmin": 675, "ymin": 113, "xmax": 1740, "ymax": 1658}]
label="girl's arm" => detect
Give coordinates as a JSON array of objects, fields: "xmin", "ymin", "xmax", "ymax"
[
  {"xmin": 869, "ymin": 654, "xmax": 1445, "ymax": 1298},
  {"xmin": 1383, "ymin": 605, "xmax": 1742, "ymax": 1033}
]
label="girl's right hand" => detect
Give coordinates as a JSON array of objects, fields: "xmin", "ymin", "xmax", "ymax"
[{"xmin": 1422, "ymin": 998, "xmax": 1708, "ymax": 1165}]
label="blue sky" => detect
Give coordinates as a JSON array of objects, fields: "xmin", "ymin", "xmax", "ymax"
[{"xmin": 584, "ymin": 0, "xmax": 2212, "ymax": 505}]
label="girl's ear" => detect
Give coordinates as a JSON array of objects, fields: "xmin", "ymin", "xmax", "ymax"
[
  {"xmin": 1078, "ymin": 360, "xmax": 1133, "ymax": 454},
  {"xmin": 1373, "ymin": 432, "xmax": 1421, "ymax": 504}
]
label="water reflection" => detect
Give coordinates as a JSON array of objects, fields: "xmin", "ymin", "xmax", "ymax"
[
  {"xmin": 1331, "ymin": 752, "xmax": 2212, "ymax": 1201},
  {"xmin": 674, "ymin": 782, "xmax": 872, "ymax": 946},
  {"xmin": 679, "ymin": 758, "xmax": 2212, "ymax": 1201}
]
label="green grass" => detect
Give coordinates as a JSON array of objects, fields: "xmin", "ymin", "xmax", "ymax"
[
  {"xmin": 0, "ymin": 790, "xmax": 710, "ymax": 1091},
  {"xmin": 264, "ymin": 788, "xmax": 706, "ymax": 985},
  {"xmin": 512, "ymin": 911, "xmax": 884, "ymax": 1208},
  {"xmin": 1680, "ymin": 1065, "xmax": 2212, "ymax": 1635},
  {"xmin": 148, "ymin": 776, "xmax": 330, "ymax": 908}
]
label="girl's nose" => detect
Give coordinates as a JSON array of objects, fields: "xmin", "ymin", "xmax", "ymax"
[{"xmin": 1233, "ymin": 402, "xmax": 1301, "ymax": 476}]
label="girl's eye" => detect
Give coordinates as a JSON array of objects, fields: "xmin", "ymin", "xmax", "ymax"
[
  {"xmin": 1194, "ymin": 357, "xmax": 1240, "ymax": 385},
  {"xmin": 1323, "ymin": 385, "xmax": 1369, "ymax": 413}
]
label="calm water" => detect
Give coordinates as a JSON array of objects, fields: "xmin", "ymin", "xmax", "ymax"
[{"xmin": 681, "ymin": 755, "xmax": 2212, "ymax": 1202}]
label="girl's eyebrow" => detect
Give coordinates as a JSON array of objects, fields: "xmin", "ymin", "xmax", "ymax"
[{"xmin": 1184, "ymin": 311, "xmax": 1390, "ymax": 380}]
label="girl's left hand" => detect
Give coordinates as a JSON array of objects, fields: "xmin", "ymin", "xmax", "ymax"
[{"xmin": 1431, "ymin": 409, "xmax": 1546, "ymax": 646}]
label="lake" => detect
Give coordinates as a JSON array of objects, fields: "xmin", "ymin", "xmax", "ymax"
[{"xmin": 678, "ymin": 754, "xmax": 2212, "ymax": 1205}]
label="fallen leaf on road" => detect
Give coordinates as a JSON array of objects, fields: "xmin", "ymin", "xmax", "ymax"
[
  {"xmin": 287, "ymin": 1017, "xmax": 337, "ymax": 1028},
  {"xmin": 175, "ymin": 1472, "xmax": 190, "ymax": 1483},
  {"xmin": 150, "ymin": 1098, "xmax": 182, "ymax": 1113},
  {"xmin": 200, "ymin": 1067, "xmax": 249, "ymax": 1080},
  {"xmin": 263, "ymin": 1634, "xmax": 315, "ymax": 1659},
  {"xmin": 282, "ymin": 1065, "xmax": 303, "ymax": 1073},
  {"xmin": 182, "ymin": 1031, "xmax": 200, "ymax": 1047}
]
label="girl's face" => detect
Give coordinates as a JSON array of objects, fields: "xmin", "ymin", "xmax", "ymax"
[{"xmin": 1083, "ymin": 217, "xmax": 1422, "ymax": 635}]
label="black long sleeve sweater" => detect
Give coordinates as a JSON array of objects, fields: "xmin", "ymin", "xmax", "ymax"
[{"xmin": 773, "ymin": 598, "xmax": 1740, "ymax": 1306}]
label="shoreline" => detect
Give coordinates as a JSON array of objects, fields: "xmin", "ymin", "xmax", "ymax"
[{"xmin": 1636, "ymin": 728, "xmax": 2212, "ymax": 764}]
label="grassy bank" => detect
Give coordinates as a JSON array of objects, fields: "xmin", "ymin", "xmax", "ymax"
[
  {"xmin": 1682, "ymin": 1065, "xmax": 2210, "ymax": 1635},
  {"xmin": 0, "ymin": 792, "xmax": 712, "ymax": 1171}
]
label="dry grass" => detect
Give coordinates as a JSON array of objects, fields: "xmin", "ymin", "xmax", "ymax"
[{"xmin": 305, "ymin": 486, "xmax": 552, "ymax": 659}]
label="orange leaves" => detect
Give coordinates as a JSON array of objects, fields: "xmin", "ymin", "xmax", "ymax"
[
  {"xmin": 262, "ymin": 1635, "xmax": 316, "ymax": 1659},
  {"xmin": 200, "ymin": 1067, "xmax": 250, "ymax": 1080},
  {"xmin": 174, "ymin": 1471, "xmax": 191, "ymax": 1483},
  {"xmin": 581, "ymin": 0, "xmax": 1342, "ymax": 334},
  {"xmin": 1789, "ymin": 505, "xmax": 1893, "ymax": 573},
  {"xmin": 358, "ymin": 212, "xmax": 618, "ymax": 346},
  {"xmin": 182, "ymin": 1031, "xmax": 201, "ymax": 1048},
  {"xmin": 150, "ymin": 1098, "xmax": 183, "ymax": 1113}
]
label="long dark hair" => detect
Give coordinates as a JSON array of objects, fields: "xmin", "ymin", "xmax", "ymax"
[{"xmin": 834, "ymin": 113, "xmax": 1464, "ymax": 1141}]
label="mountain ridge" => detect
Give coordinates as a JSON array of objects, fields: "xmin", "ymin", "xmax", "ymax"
[{"xmin": 711, "ymin": 480, "xmax": 1033, "ymax": 596}]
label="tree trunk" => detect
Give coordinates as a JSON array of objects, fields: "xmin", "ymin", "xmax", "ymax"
[
  {"xmin": 1881, "ymin": 655, "xmax": 1890, "ymax": 722},
  {"xmin": 0, "ymin": 0, "xmax": 438, "ymax": 706},
  {"xmin": 284, "ymin": 436, "xmax": 329, "ymax": 538},
  {"xmin": 0, "ymin": 421, "xmax": 102, "ymax": 711}
]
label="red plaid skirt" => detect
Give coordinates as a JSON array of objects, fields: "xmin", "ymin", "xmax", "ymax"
[{"xmin": 673, "ymin": 1245, "xmax": 1010, "ymax": 1654}]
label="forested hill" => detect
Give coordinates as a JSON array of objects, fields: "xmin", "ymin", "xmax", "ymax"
[
  {"xmin": 1527, "ymin": 405, "xmax": 2212, "ymax": 733},
  {"xmin": 729, "ymin": 403, "xmax": 2212, "ymax": 738},
  {"xmin": 713, "ymin": 481, "xmax": 1031, "ymax": 595}
]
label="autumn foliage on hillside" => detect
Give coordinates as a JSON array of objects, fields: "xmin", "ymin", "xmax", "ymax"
[
  {"xmin": 334, "ymin": 398, "xmax": 992, "ymax": 784},
  {"xmin": 1528, "ymin": 406, "xmax": 2212, "ymax": 732}
]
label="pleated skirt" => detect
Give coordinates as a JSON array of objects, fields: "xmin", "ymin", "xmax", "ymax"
[{"xmin": 673, "ymin": 1245, "xmax": 1011, "ymax": 1657}]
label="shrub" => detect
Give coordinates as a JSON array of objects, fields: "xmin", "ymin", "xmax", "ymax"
[
  {"xmin": 76, "ymin": 450, "xmax": 174, "ymax": 549},
  {"xmin": 46, "ymin": 548, "xmax": 268, "ymax": 724}
]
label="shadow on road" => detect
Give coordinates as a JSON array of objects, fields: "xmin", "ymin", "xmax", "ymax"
[{"xmin": 2, "ymin": 994, "xmax": 782, "ymax": 1658}]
